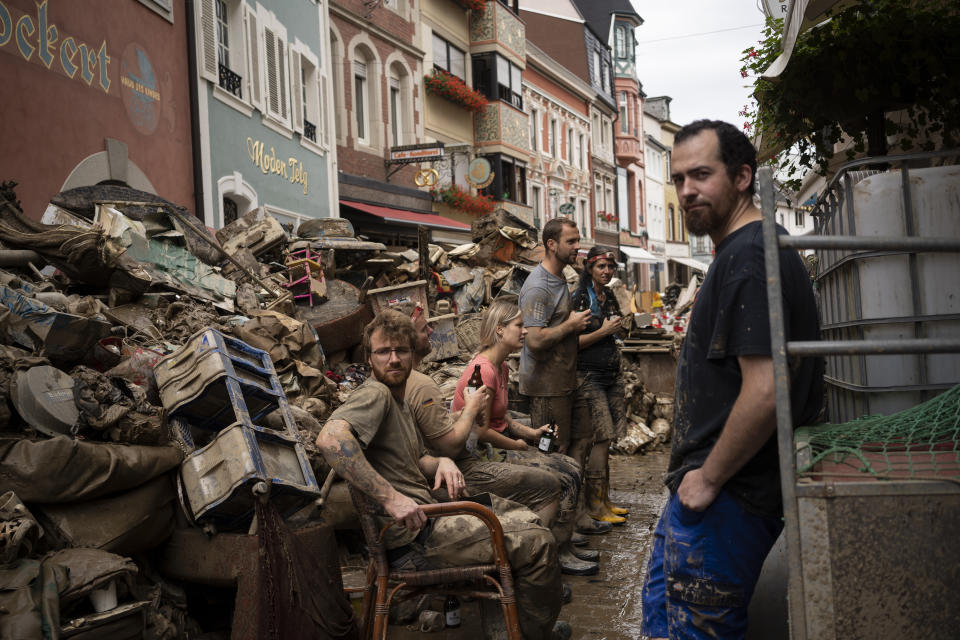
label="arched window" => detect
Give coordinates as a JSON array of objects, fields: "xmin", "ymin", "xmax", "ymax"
[
  {"xmin": 350, "ymin": 42, "xmax": 379, "ymax": 148},
  {"xmin": 615, "ymin": 26, "xmax": 626, "ymax": 59},
  {"xmin": 388, "ymin": 61, "xmax": 412, "ymax": 147}
]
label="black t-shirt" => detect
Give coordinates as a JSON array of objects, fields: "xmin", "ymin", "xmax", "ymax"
[
  {"xmin": 665, "ymin": 221, "xmax": 823, "ymax": 518},
  {"xmin": 572, "ymin": 283, "xmax": 621, "ymax": 385}
]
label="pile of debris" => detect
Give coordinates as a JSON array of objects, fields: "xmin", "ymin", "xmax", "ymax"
[{"xmin": 0, "ymin": 179, "xmax": 675, "ymax": 636}]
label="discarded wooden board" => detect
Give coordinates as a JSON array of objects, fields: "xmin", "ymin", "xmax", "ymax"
[{"xmin": 422, "ymin": 313, "xmax": 457, "ymax": 362}]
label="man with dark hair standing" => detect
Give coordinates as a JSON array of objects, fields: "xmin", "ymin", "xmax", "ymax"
[
  {"xmin": 640, "ymin": 120, "xmax": 823, "ymax": 639},
  {"xmin": 316, "ymin": 310, "xmax": 570, "ymax": 640},
  {"xmin": 519, "ymin": 217, "xmax": 610, "ymax": 577}
]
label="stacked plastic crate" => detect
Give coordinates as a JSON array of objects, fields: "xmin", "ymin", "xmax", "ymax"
[{"xmin": 154, "ymin": 328, "xmax": 320, "ymax": 529}]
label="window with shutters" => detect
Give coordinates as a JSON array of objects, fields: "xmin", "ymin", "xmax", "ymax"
[
  {"xmin": 263, "ymin": 23, "xmax": 290, "ymax": 126},
  {"xmin": 387, "ymin": 61, "xmax": 412, "ymax": 147},
  {"xmin": 472, "ymin": 52, "xmax": 522, "ymax": 110},
  {"xmin": 548, "ymin": 118, "xmax": 557, "ymax": 157},
  {"xmin": 432, "ymin": 34, "xmax": 465, "ymax": 81},
  {"xmin": 354, "ymin": 61, "xmax": 368, "ymax": 145},
  {"xmin": 620, "ymin": 91, "xmax": 630, "ymax": 133},
  {"xmin": 200, "ymin": 0, "xmax": 246, "ymax": 106},
  {"xmin": 290, "ymin": 43, "xmax": 324, "ymax": 150}
]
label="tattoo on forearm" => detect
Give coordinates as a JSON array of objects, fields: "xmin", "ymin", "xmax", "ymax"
[{"xmin": 320, "ymin": 421, "xmax": 394, "ymax": 502}]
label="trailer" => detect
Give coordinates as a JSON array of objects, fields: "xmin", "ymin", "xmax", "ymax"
[{"xmin": 759, "ymin": 151, "xmax": 960, "ymax": 639}]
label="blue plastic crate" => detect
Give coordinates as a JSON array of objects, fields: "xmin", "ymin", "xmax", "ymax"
[{"xmin": 155, "ymin": 329, "xmax": 287, "ymax": 433}]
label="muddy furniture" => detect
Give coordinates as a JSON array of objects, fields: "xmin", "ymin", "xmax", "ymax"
[
  {"xmin": 758, "ymin": 155, "xmax": 960, "ymax": 640},
  {"xmin": 159, "ymin": 523, "xmax": 341, "ymax": 639},
  {"xmin": 347, "ymin": 486, "xmax": 522, "ymax": 640}
]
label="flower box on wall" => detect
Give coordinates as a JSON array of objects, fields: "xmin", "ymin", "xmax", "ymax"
[
  {"xmin": 430, "ymin": 184, "xmax": 495, "ymax": 216},
  {"xmin": 424, "ymin": 69, "xmax": 488, "ymax": 113},
  {"xmin": 453, "ymin": 0, "xmax": 486, "ymax": 13}
]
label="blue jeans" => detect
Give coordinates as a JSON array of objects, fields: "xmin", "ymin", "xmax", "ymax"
[{"xmin": 641, "ymin": 489, "xmax": 782, "ymax": 639}]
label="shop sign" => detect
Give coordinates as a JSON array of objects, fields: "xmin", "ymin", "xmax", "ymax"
[
  {"xmin": 465, "ymin": 157, "xmax": 494, "ymax": 188},
  {"xmin": 0, "ymin": 0, "xmax": 111, "ymax": 94},
  {"xmin": 247, "ymin": 137, "xmax": 309, "ymax": 195},
  {"xmin": 558, "ymin": 203, "xmax": 575, "ymax": 216},
  {"xmin": 388, "ymin": 143, "xmax": 444, "ymax": 165}
]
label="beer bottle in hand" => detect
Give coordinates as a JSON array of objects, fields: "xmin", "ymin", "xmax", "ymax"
[
  {"xmin": 465, "ymin": 364, "xmax": 484, "ymax": 453},
  {"xmin": 538, "ymin": 423, "xmax": 557, "ymax": 453}
]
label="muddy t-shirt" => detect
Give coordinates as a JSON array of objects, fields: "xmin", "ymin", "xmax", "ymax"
[
  {"xmin": 329, "ymin": 379, "xmax": 434, "ymax": 548},
  {"xmin": 665, "ymin": 221, "xmax": 823, "ymax": 518},
  {"xmin": 519, "ymin": 264, "xmax": 577, "ymax": 396}
]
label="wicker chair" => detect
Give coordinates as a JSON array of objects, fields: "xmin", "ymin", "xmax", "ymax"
[{"xmin": 347, "ymin": 486, "xmax": 523, "ymax": 639}]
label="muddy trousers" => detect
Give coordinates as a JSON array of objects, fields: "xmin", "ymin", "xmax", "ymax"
[
  {"xmin": 399, "ymin": 495, "xmax": 562, "ymax": 640},
  {"xmin": 458, "ymin": 455, "xmax": 561, "ymax": 516},
  {"xmin": 500, "ymin": 449, "xmax": 581, "ymax": 545},
  {"xmin": 640, "ymin": 490, "xmax": 782, "ymax": 639}
]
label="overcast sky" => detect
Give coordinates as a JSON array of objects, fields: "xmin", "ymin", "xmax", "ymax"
[{"xmin": 633, "ymin": 0, "xmax": 769, "ymax": 129}]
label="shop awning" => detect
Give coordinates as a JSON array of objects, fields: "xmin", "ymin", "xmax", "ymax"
[
  {"xmin": 668, "ymin": 256, "xmax": 710, "ymax": 273},
  {"xmin": 339, "ymin": 200, "xmax": 471, "ymax": 232},
  {"xmin": 620, "ymin": 246, "xmax": 658, "ymax": 264}
]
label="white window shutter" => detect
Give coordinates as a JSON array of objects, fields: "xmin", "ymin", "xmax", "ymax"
[
  {"xmin": 277, "ymin": 36, "xmax": 289, "ymax": 123},
  {"xmin": 198, "ymin": 0, "xmax": 217, "ymax": 82},
  {"xmin": 243, "ymin": 4, "xmax": 262, "ymax": 110},
  {"xmin": 319, "ymin": 71, "xmax": 328, "ymax": 146},
  {"xmin": 264, "ymin": 27, "xmax": 279, "ymax": 118},
  {"xmin": 290, "ymin": 48, "xmax": 303, "ymax": 133}
]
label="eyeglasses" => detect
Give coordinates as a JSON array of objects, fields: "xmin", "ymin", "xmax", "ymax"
[{"xmin": 370, "ymin": 347, "xmax": 413, "ymax": 359}]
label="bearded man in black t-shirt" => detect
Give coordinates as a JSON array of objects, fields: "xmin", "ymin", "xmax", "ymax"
[{"xmin": 640, "ymin": 120, "xmax": 823, "ymax": 640}]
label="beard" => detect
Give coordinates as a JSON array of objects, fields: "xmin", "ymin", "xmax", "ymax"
[
  {"xmin": 370, "ymin": 359, "xmax": 411, "ymax": 389},
  {"xmin": 414, "ymin": 338, "xmax": 432, "ymax": 359},
  {"xmin": 682, "ymin": 189, "xmax": 738, "ymax": 237}
]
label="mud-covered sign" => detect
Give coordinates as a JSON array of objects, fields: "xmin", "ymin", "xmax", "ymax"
[{"xmin": 120, "ymin": 43, "xmax": 160, "ymax": 135}]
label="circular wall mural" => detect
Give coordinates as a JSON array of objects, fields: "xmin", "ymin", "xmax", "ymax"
[{"xmin": 120, "ymin": 43, "xmax": 161, "ymax": 135}]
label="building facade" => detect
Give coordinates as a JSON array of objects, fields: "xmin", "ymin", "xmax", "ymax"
[
  {"xmin": 523, "ymin": 44, "xmax": 592, "ymax": 234},
  {"xmin": 193, "ymin": 0, "xmax": 337, "ymax": 230},
  {"xmin": 1, "ymin": 0, "xmax": 195, "ymax": 219}
]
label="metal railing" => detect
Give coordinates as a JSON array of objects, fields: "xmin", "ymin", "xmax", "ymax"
[
  {"xmin": 303, "ymin": 119, "xmax": 317, "ymax": 143},
  {"xmin": 218, "ymin": 63, "xmax": 242, "ymax": 99}
]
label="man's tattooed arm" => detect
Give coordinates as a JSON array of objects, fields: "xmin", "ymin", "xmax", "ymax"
[{"xmin": 316, "ymin": 419, "xmax": 426, "ymax": 530}]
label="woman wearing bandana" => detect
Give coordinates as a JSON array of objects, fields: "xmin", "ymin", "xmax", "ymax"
[{"xmin": 571, "ymin": 245, "xmax": 630, "ymax": 524}]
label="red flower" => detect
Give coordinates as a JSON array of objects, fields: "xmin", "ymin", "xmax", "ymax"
[
  {"xmin": 430, "ymin": 184, "xmax": 494, "ymax": 216},
  {"xmin": 424, "ymin": 69, "xmax": 488, "ymax": 113}
]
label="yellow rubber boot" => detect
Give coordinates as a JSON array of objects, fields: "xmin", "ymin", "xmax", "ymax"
[
  {"xmin": 603, "ymin": 476, "xmax": 629, "ymax": 516},
  {"xmin": 586, "ymin": 473, "xmax": 626, "ymax": 525}
]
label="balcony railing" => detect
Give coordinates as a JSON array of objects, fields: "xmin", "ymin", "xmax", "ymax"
[
  {"xmin": 304, "ymin": 119, "xmax": 317, "ymax": 143},
  {"xmin": 218, "ymin": 63, "xmax": 242, "ymax": 99}
]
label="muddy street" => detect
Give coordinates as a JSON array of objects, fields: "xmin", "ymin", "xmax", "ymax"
[{"xmin": 387, "ymin": 449, "xmax": 670, "ymax": 640}]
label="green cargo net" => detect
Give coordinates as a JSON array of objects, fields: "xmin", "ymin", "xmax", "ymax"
[{"xmin": 794, "ymin": 384, "xmax": 960, "ymax": 481}]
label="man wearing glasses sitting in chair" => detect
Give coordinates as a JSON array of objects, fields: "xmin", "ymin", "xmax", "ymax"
[{"xmin": 316, "ymin": 309, "xmax": 572, "ymax": 640}]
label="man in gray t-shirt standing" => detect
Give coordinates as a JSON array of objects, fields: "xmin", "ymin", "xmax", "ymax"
[{"xmin": 520, "ymin": 217, "xmax": 610, "ymax": 574}]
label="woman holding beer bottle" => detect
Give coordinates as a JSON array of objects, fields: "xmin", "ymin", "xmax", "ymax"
[
  {"xmin": 571, "ymin": 245, "xmax": 630, "ymax": 525},
  {"xmin": 452, "ymin": 299, "xmax": 599, "ymax": 575}
]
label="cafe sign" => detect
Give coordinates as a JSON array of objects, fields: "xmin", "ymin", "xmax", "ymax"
[{"xmin": 388, "ymin": 143, "xmax": 445, "ymax": 165}]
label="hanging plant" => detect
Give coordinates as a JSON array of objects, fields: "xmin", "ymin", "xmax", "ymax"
[
  {"xmin": 741, "ymin": 1, "xmax": 960, "ymax": 190},
  {"xmin": 424, "ymin": 69, "xmax": 489, "ymax": 113},
  {"xmin": 430, "ymin": 184, "xmax": 495, "ymax": 216},
  {"xmin": 453, "ymin": 0, "xmax": 486, "ymax": 13}
]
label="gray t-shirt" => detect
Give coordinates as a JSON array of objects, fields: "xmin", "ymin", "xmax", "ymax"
[
  {"xmin": 328, "ymin": 379, "xmax": 434, "ymax": 548},
  {"xmin": 518, "ymin": 264, "xmax": 577, "ymax": 396}
]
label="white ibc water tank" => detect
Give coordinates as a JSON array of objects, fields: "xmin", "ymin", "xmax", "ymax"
[{"xmin": 821, "ymin": 165, "xmax": 960, "ymax": 422}]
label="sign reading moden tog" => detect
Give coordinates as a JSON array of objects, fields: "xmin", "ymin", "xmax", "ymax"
[
  {"xmin": 388, "ymin": 143, "xmax": 445, "ymax": 165},
  {"xmin": 558, "ymin": 203, "xmax": 575, "ymax": 216},
  {"xmin": 247, "ymin": 137, "xmax": 309, "ymax": 195}
]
